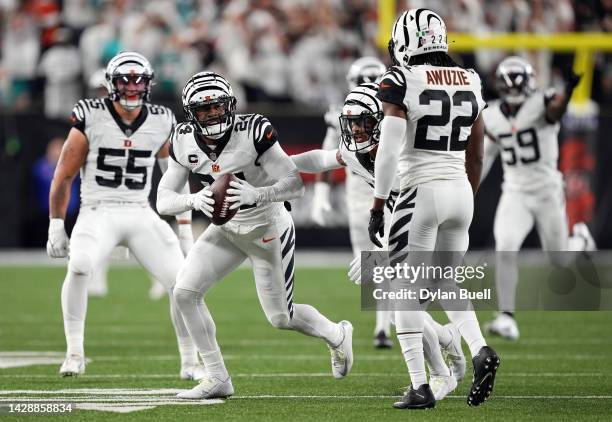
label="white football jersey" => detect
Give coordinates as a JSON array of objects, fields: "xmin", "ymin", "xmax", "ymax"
[
  {"xmin": 70, "ymin": 98, "xmax": 175, "ymax": 205},
  {"xmin": 377, "ymin": 65, "xmax": 486, "ymax": 190},
  {"xmin": 483, "ymin": 91, "xmax": 563, "ymax": 192},
  {"xmin": 338, "ymin": 141, "xmax": 399, "ymax": 212},
  {"xmin": 170, "ymin": 114, "xmax": 283, "ymax": 226}
]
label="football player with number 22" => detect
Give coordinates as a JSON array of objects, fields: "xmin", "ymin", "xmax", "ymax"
[{"xmin": 369, "ymin": 8, "xmax": 500, "ymax": 409}]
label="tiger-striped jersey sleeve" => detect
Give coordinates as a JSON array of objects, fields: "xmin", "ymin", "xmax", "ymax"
[
  {"xmin": 70, "ymin": 100, "xmax": 87, "ymax": 133},
  {"xmin": 376, "ymin": 66, "xmax": 408, "ymax": 111},
  {"xmin": 250, "ymin": 114, "xmax": 278, "ymax": 155}
]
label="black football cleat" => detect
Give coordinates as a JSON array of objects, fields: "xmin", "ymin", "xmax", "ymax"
[
  {"xmin": 374, "ymin": 331, "xmax": 393, "ymax": 349},
  {"xmin": 467, "ymin": 346, "xmax": 500, "ymax": 407},
  {"xmin": 393, "ymin": 384, "xmax": 436, "ymax": 410}
]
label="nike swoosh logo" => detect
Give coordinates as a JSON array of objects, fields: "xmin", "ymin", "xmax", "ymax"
[
  {"xmin": 262, "ymin": 237, "xmax": 276, "ymax": 243},
  {"xmin": 478, "ymin": 372, "xmax": 492, "ymax": 386},
  {"xmin": 266, "ymin": 131, "xmax": 273, "ymax": 139},
  {"xmin": 414, "ymin": 393, "xmax": 425, "ymax": 399},
  {"xmin": 380, "ymin": 82, "xmax": 392, "ymax": 88}
]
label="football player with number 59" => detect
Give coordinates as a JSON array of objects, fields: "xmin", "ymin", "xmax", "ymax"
[
  {"xmin": 47, "ymin": 52, "xmax": 204, "ymax": 381},
  {"xmin": 481, "ymin": 56, "xmax": 596, "ymax": 341}
]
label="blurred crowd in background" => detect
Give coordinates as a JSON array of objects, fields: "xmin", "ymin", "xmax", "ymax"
[
  {"xmin": 1, "ymin": 0, "xmax": 611, "ymax": 249},
  {"xmin": 1, "ymin": 0, "xmax": 611, "ymax": 120}
]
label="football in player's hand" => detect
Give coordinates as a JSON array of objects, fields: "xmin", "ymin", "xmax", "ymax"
[{"xmin": 209, "ymin": 173, "xmax": 238, "ymax": 225}]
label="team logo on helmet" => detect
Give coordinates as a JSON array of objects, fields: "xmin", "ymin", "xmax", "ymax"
[
  {"xmin": 105, "ymin": 51, "xmax": 154, "ymax": 111},
  {"xmin": 346, "ymin": 57, "xmax": 387, "ymax": 90},
  {"xmin": 339, "ymin": 83, "xmax": 383, "ymax": 153},
  {"xmin": 388, "ymin": 8, "xmax": 447, "ymax": 68},
  {"xmin": 495, "ymin": 56, "xmax": 536, "ymax": 106},
  {"xmin": 182, "ymin": 72, "xmax": 237, "ymax": 140}
]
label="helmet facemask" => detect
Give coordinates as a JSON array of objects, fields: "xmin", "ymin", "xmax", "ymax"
[
  {"xmin": 105, "ymin": 52, "xmax": 154, "ymax": 111},
  {"xmin": 186, "ymin": 96, "xmax": 236, "ymax": 140},
  {"xmin": 496, "ymin": 58, "xmax": 536, "ymax": 106},
  {"xmin": 339, "ymin": 109, "xmax": 382, "ymax": 153},
  {"xmin": 111, "ymin": 74, "xmax": 152, "ymax": 111}
]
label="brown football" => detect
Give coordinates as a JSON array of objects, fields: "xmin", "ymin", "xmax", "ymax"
[{"xmin": 209, "ymin": 173, "xmax": 238, "ymax": 225}]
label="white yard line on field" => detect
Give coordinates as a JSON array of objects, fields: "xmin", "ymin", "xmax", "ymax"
[{"xmin": 0, "ymin": 372, "xmax": 607, "ymax": 379}]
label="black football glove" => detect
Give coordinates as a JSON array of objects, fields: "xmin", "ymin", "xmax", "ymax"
[
  {"xmin": 368, "ymin": 209, "xmax": 385, "ymax": 248},
  {"xmin": 563, "ymin": 68, "xmax": 582, "ymax": 96}
]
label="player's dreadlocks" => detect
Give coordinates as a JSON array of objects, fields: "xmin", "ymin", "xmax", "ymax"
[{"xmin": 408, "ymin": 52, "xmax": 459, "ymax": 67}]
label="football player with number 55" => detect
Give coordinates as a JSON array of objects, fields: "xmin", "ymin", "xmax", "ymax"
[{"xmin": 47, "ymin": 52, "xmax": 204, "ymax": 381}]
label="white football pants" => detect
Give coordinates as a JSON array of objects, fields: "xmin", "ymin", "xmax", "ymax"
[{"xmin": 61, "ymin": 204, "xmax": 193, "ymax": 363}]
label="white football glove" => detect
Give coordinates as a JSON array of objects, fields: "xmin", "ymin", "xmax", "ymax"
[
  {"xmin": 191, "ymin": 187, "xmax": 214, "ymax": 218},
  {"xmin": 177, "ymin": 224, "xmax": 194, "ymax": 256},
  {"xmin": 46, "ymin": 218, "xmax": 69, "ymax": 258},
  {"xmin": 311, "ymin": 181, "xmax": 332, "ymax": 226},
  {"xmin": 348, "ymin": 252, "xmax": 389, "ymax": 285},
  {"xmin": 348, "ymin": 255, "xmax": 361, "ymax": 285},
  {"xmin": 227, "ymin": 179, "xmax": 259, "ymax": 210}
]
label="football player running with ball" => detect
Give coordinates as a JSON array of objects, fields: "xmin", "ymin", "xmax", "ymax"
[
  {"xmin": 293, "ymin": 83, "xmax": 465, "ymax": 401},
  {"xmin": 47, "ymin": 52, "xmax": 204, "ymax": 380},
  {"xmin": 481, "ymin": 56, "xmax": 596, "ymax": 340},
  {"xmin": 369, "ymin": 9, "xmax": 500, "ymax": 409},
  {"xmin": 157, "ymin": 71, "xmax": 353, "ymax": 400}
]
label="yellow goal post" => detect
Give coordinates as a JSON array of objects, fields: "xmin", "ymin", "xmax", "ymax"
[{"xmin": 376, "ymin": 1, "xmax": 612, "ymax": 106}]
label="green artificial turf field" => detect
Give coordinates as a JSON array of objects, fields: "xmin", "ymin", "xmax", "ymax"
[{"xmin": 1, "ymin": 265, "xmax": 611, "ymax": 421}]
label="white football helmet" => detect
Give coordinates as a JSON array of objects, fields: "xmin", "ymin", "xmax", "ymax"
[
  {"xmin": 182, "ymin": 71, "xmax": 237, "ymax": 140},
  {"xmin": 339, "ymin": 83, "xmax": 383, "ymax": 153},
  {"xmin": 495, "ymin": 56, "xmax": 536, "ymax": 105},
  {"xmin": 346, "ymin": 57, "xmax": 387, "ymax": 90},
  {"xmin": 388, "ymin": 8, "xmax": 447, "ymax": 68},
  {"xmin": 105, "ymin": 51, "xmax": 154, "ymax": 110}
]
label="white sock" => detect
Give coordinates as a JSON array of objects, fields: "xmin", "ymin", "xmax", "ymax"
[
  {"xmin": 397, "ymin": 332, "xmax": 427, "ymax": 389},
  {"xmin": 61, "ymin": 270, "xmax": 88, "ymax": 357},
  {"xmin": 168, "ymin": 288, "xmax": 197, "ymax": 366},
  {"xmin": 446, "ymin": 310, "xmax": 486, "ymax": 357},
  {"xmin": 423, "ymin": 320, "xmax": 450, "ymax": 377},
  {"xmin": 288, "ymin": 303, "xmax": 343, "ymax": 347},
  {"xmin": 496, "ymin": 251, "xmax": 519, "ymax": 313},
  {"xmin": 174, "ymin": 288, "xmax": 226, "ymax": 375},
  {"xmin": 423, "ymin": 313, "xmax": 452, "ymax": 347},
  {"xmin": 177, "ymin": 337, "xmax": 198, "ymax": 366},
  {"xmin": 374, "ymin": 311, "xmax": 392, "ymax": 336},
  {"xmin": 200, "ymin": 349, "xmax": 229, "ymax": 380}
]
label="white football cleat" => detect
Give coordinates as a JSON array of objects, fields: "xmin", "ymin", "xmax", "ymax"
[
  {"xmin": 177, "ymin": 376, "xmax": 234, "ymax": 399},
  {"xmin": 59, "ymin": 354, "xmax": 85, "ymax": 377},
  {"xmin": 180, "ymin": 363, "xmax": 207, "ymax": 381},
  {"xmin": 328, "ymin": 320, "xmax": 353, "ymax": 379},
  {"xmin": 430, "ymin": 373, "xmax": 458, "ymax": 401},
  {"xmin": 484, "ymin": 313, "xmax": 520, "ymax": 341},
  {"xmin": 441, "ymin": 323, "xmax": 466, "ymax": 382}
]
